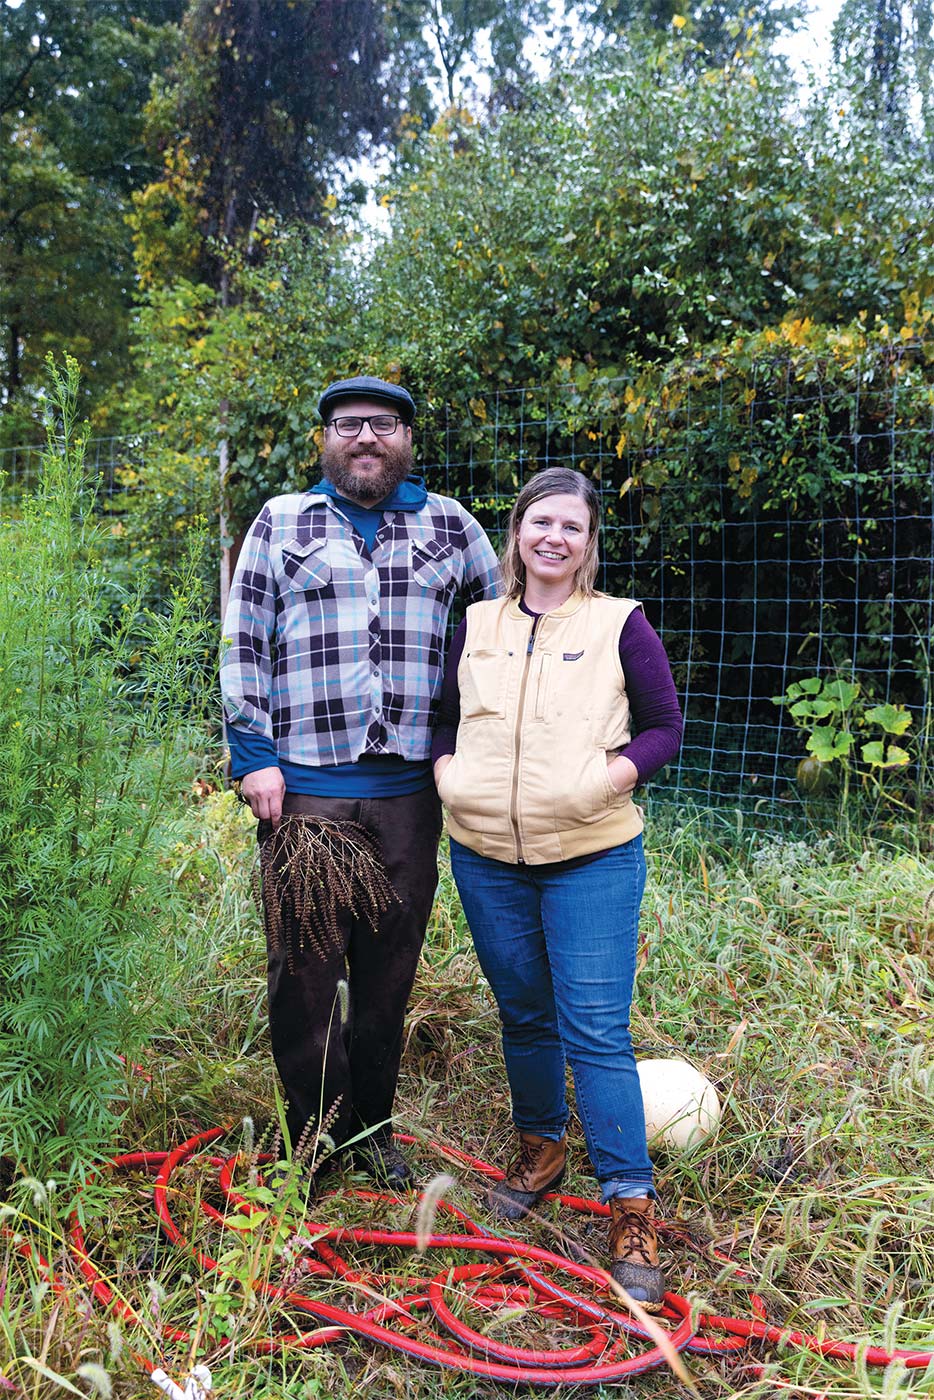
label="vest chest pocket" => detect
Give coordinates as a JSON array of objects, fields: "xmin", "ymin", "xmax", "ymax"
[
  {"xmin": 411, "ymin": 539, "xmax": 456, "ymax": 592},
  {"xmin": 460, "ymin": 648, "xmax": 508, "ymax": 719},
  {"xmin": 280, "ymin": 536, "xmax": 331, "ymax": 591}
]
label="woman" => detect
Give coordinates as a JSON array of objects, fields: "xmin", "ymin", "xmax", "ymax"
[{"xmin": 432, "ymin": 467, "xmax": 683, "ymax": 1310}]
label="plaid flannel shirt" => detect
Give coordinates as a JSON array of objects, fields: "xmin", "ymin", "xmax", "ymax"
[{"xmin": 221, "ymin": 489, "xmax": 501, "ymax": 767}]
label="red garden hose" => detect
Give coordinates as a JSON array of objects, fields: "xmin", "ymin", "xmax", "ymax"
[{"xmin": 9, "ymin": 1125, "xmax": 934, "ymax": 1395}]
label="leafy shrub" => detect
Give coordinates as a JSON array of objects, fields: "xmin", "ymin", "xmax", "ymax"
[{"xmin": 0, "ymin": 358, "xmax": 215, "ymax": 1182}]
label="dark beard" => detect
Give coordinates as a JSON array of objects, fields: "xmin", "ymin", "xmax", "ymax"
[{"xmin": 320, "ymin": 438, "xmax": 413, "ymax": 504}]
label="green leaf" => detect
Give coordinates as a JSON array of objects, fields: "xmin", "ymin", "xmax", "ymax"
[
  {"xmin": 222, "ymin": 1211, "xmax": 267, "ymax": 1230},
  {"xmin": 821, "ymin": 679, "xmax": 859, "ymax": 710},
  {"xmin": 249, "ymin": 1185, "xmax": 277, "ymax": 1205},
  {"xmin": 863, "ymin": 703, "xmax": 912, "ymax": 735},
  {"xmin": 779, "ymin": 678, "xmax": 824, "ymax": 704},
  {"xmin": 792, "ymin": 698, "xmax": 837, "ymax": 719},
  {"xmin": 862, "ymin": 741, "xmax": 910, "ymax": 768},
  {"xmin": 807, "ymin": 728, "xmax": 852, "ymax": 762},
  {"xmin": 861, "ymin": 740, "xmax": 886, "ymax": 766}
]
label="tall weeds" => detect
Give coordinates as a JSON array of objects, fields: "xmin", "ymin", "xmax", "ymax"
[{"xmin": 0, "ymin": 357, "xmax": 214, "ymax": 1182}]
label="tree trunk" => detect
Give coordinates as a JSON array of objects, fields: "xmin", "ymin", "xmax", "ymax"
[
  {"xmin": 218, "ymin": 412, "xmax": 231, "ymax": 622},
  {"xmin": 7, "ymin": 317, "xmax": 21, "ymax": 398}
]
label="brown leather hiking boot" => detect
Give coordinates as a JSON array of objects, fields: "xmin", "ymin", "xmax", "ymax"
[
  {"xmin": 608, "ymin": 1195, "xmax": 665, "ymax": 1310},
  {"xmin": 488, "ymin": 1131, "xmax": 567, "ymax": 1221}
]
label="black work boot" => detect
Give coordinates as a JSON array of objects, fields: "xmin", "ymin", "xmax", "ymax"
[
  {"xmin": 608, "ymin": 1195, "xmax": 665, "ymax": 1311},
  {"xmin": 352, "ymin": 1128, "xmax": 414, "ymax": 1189},
  {"xmin": 488, "ymin": 1131, "xmax": 567, "ymax": 1222}
]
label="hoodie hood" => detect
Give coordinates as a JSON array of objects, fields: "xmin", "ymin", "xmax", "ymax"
[{"xmin": 311, "ymin": 474, "xmax": 428, "ymax": 512}]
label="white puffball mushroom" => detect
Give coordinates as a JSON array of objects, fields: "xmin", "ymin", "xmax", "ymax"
[{"xmin": 637, "ymin": 1058, "xmax": 721, "ymax": 1156}]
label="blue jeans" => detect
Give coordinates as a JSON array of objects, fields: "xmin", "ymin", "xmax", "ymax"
[{"xmin": 450, "ymin": 836, "xmax": 654, "ymax": 1202}]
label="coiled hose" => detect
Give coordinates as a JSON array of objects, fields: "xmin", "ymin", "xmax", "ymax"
[{"xmin": 10, "ymin": 1125, "xmax": 933, "ymax": 1394}]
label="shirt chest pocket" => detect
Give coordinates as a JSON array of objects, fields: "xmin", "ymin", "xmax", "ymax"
[
  {"xmin": 279, "ymin": 536, "xmax": 332, "ymax": 592},
  {"xmin": 411, "ymin": 539, "xmax": 456, "ymax": 593}
]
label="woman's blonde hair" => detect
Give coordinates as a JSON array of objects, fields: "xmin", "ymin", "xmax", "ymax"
[{"xmin": 500, "ymin": 467, "xmax": 602, "ymax": 599}]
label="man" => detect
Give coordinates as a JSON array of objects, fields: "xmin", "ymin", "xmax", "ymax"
[{"xmin": 220, "ymin": 376, "xmax": 500, "ymax": 1184}]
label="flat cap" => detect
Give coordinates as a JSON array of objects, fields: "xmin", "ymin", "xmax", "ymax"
[{"xmin": 318, "ymin": 375, "xmax": 416, "ymax": 425}]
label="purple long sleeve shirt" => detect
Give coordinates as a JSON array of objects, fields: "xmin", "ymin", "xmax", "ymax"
[{"xmin": 431, "ymin": 602, "xmax": 683, "ymax": 781}]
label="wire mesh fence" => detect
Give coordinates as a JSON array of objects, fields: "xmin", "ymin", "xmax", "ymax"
[
  {"xmin": 0, "ymin": 431, "xmax": 212, "ymax": 606},
  {"xmin": 0, "ymin": 433, "xmax": 150, "ymax": 500},
  {"xmin": 422, "ymin": 353, "xmax": 933, "ymax": 826},
  {"xmin": 2, "ymin": 346, "xmax": 931, "ymax": 826}
]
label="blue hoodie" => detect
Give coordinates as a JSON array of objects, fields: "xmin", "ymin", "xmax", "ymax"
[{"xmin": 311, "ymin": 474, "xmax": 428, "ymax": 553}]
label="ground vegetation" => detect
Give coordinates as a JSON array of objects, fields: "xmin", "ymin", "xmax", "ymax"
[{"xmin": 1, "ymin": 788, "xmax": 932, "ymax": 1396}]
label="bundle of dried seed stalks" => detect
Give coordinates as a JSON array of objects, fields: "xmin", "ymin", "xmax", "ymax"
[{"xmin": 254, "ymin": 815, "xmax": 399, "ymax": 969}]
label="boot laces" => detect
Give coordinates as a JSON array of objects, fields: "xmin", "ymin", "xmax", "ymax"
[
  {"xmin": 508, "ymin": 1137, "xmax": 547, "ymax": 1189},
  {"xmin": 610, "ymin": 1208, "xmax": 657, "ymax": 1266}
]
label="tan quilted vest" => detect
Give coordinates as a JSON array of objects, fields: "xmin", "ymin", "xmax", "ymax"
[{"xmin": 438, "ymin": 591, "xmax": 645, "ymax": 863}]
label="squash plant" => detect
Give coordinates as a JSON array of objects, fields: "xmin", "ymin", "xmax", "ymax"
[{"xmin": 773, "ymin": 675, "xmax": 913, "ymax": 816}]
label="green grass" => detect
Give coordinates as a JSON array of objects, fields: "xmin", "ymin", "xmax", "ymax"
[{"xmin": 2, "ymin": 793, "xmax": 933, "ymax": 1398}]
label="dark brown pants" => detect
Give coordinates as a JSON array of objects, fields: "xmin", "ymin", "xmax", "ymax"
[{"xmin": 259, "ymin": 786, "xmax": 442, "ymax": 1151}]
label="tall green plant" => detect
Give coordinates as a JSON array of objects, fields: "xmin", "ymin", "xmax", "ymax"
[{"xmin": 0, "ymin": 357, "xmax": 214, "ymax": 1182}]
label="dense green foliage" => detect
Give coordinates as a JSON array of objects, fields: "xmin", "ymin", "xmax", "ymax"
[
  {"xmin": 9, "ymin": 0, "xmax": 927, "ymax": 452},
  {"xmin": 130, "ymin": 0, "xmax": 392, "ymax": 296},
  {"xmin": 0, "ymin": 0, "xmax": 185, "ymax": 435},
  {"xmin": 1, "ymin": 0, "xmax": 573, "ymax": 440},
  {"xmin": 589, "ymin": 0, "xmax": 803, "ymax": 66},
  {"xmin": 0, "ymin": 360, "xmax": 214, "ymax": 1178},
  {"xmin": 832, "ymin": 0, "xmax": 934, "ymax": 140},
  {"xmin": 122, "ymin": 37, "xmax": 934, "ymax": 532},
  {"xmin": 360, "ymin": 52, "xmax": 930, "ymax": 382}
]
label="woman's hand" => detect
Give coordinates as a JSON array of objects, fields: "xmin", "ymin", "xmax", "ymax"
[
  {"xmin": 433, "ymin": 754, "xmax": 454, "ymax": 789},
  {"xmin": 606, "ymin": 753, "xmax": 638, "ymax": 796}
]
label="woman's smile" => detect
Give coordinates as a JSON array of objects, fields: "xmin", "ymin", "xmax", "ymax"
[{"xmin": 518, "ymin": 492, "xmax": 592, "ymax": 589}]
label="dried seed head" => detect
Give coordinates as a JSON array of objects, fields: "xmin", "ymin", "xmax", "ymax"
[{"xmin": 255, "ymin": 815, "xmax": 399, "ymax": 970}]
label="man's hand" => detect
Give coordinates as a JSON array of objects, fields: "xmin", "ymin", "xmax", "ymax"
[{"xmin": 240, "ymin": 766, "xmax": 286, "ymax": 826}]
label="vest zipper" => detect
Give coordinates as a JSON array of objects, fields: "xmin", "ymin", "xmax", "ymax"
[{"xmin": 509, "ymin": 614, "xmax": 540, "ymax": 862}]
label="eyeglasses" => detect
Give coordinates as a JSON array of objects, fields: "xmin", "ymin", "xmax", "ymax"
[{"xmin": 327, "ymin": 414, "xmax": 404, "ymax": 438}]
